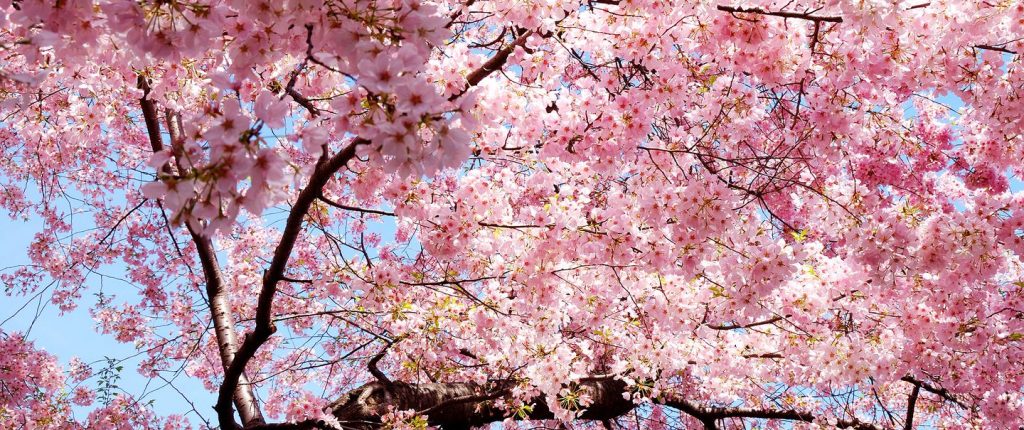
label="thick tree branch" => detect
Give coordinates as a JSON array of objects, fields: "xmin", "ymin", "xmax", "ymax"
[
  {"xmin": 415, "ymin": 389, "xmax": 510, "ymax": 417},
  {"xmin": 367, "ymin": 343, "xmax": 393, "ymax": 385},
  {"xmin": 330, "ymin": 378, "xmax": 633, "ymax": 429},
  {"xmin": 250, "ymin": 420, "xmax": 343, "ymax": 430},
  {"xmin": 664, "ymin": 396, "xmax": 885, "ymax": 430},
  {"xmin": 137, "ymin": 76, "xmax": 165, "ymax": 157},
  {"xmin": 217, "ymin": 24, "xmax": 548, "ymax": 425},
  {"xmin": 325, "ymin": 378, "xmax": 893, "ymax": 430},
  {"xmin": 904, "ymin": 383, "xmax": 920, "ymax": 430},
  {"xmin": 217, "ymin": 139, "xmax": 365, "ymax": 429},
  {"xmin": 138, "ymin": 77, "xmax": 266, "ymax": 427}
]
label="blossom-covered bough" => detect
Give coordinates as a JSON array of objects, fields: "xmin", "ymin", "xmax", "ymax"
[{"xmin": 2, "ymin": 0, "xmax": 1024, "ymax": 429}]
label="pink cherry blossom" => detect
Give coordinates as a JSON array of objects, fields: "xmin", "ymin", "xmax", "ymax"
[
  {"xmin": 2, "ymin": 1, "xmax": 1024, "ymax": 429},
  {"xmin": 255, "ymin": 91, "xmax": 290, "ymax": 129}
]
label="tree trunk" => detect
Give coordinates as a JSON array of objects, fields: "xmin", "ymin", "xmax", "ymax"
[{"xmin": 330, "ymin": 379, "xmax": 634, "ymax": 429}]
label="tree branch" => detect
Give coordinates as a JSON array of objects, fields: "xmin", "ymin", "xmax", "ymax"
[
  {"xmin": 249, "ymin": 420, "xmax": 343, "ymax": 430},
  {"xmin": 900, "ymin": 376, "xmax": 969, "ymax": 409},
  {"xmin": 286, "ymin": 87, "xmax": 322, "ymax": 117},
  {"xmin": 367, "ymin": 343, "xmax": 393, "ymax": 385},
  {"xmin": 663, "ymin": 396, "xmax": 885, "ymax": 430},
  {"xmin": 706, "ymin": 316, "xmax": 784, "ymax": 330},
  {"xmin": 136, "ymin": 76, "xmax": 165, "ymax": 158},
  {"xmin": 451, "ymin": 30, "xmax": 534, "ymax": 100},
  {"xmin": 217, "ymin": 19, "xmax": 538, "ymax": 428},
  {"xmin": 216, "ymin": 139, "xmax": 366, "ymax": 429},
  {"xmin": 138, "ymin": 77, "xmax": 266, "ymax": 427},
  {"xmin": 321, "ymin": 377, "xmax": 894, "ymax": 430},
  {"xmin": 318, "ymin": 194, "xmax": 395, "ymax": 217},
  {"xmin": 415, "ymin": 389, "xmax": 510, "ymax": 417},
  {"xmin": 975, "ymin": 44, "xmax": 1018, "ymax": 55},
  {"xmin": 330, "ymin": 378, "xmax": 633, "ymax": 429},
  {"xmin": 904, "ymin": 383, "xmax": 920, "ymax": 430},
  {"xmin": 716, "ymin": 5, "xmax": 843, "ymax": 23}
]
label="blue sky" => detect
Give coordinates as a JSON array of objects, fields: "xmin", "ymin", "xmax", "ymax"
[{"xmin": 0, "ymin": 213, "xmax": 217, "ymax": 426}]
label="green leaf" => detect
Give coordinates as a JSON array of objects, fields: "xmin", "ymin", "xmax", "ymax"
[
  {"xmin": 709, "ymin": 285, "xmax": 729, "ymax": 298},
  {"xmin": 515, "ymin": 404, "xmax": 534, "ymax": 419}
]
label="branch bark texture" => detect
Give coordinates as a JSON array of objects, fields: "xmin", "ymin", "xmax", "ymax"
[
  {"xmin": 322, "ymin": 379, "xmax": 889, "ymax": 430},
  {"xmin": 137, "ymin": 76, "xmax": 266, "ymax": 426}
]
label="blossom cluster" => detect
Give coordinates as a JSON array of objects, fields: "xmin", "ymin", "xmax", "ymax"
[{"xmin": 1, "ymin": 0, "xmax": 1024, "ymax": 428}]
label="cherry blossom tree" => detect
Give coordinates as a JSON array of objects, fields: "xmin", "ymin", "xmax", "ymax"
[{"xmin": 2, "ymin": 0, "xmax": 1024, "ymax": 429}]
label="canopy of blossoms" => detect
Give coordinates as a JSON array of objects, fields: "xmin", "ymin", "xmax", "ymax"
[{"xmin": 2, "ymin": 0, "xmax": 1024, "ymax": 429}]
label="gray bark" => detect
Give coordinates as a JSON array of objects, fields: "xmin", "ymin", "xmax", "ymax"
[{"xmin": 330, "ymin": 378, "xmax": 633, "ymax": 429}]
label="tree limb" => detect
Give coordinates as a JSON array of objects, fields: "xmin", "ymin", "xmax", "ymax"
[
  {"xmin": 975, "ymin": 44, "xmax": 1018, "ymax": 55},
  {"xmin": 138, "ymin": 76, "xmax": 266, "ymax": 427},
  {"xmin": 216, "ymin": 138, "xmax": 366, "ymax": 429},
  {"xmin": 249, "ymin": 420, "xmax": 343, "ymax": 430},
  {"xmin": 136, "ymin": 76, "xmax": 165, "ymax": 158},
  {"xmin": 318, "ymin": 194, "xmax": 395, "ymax": 217},
  {"xmin": 716, "ymin": 5, "xmax": 843, "ymax": 23},
  {"xmin": 330, "ymin": 378, "xmax": 633, "ymax": 429},
  {"xmin": 451, "ymin": 30, "xmax": 534, "ymax": 100},
  {"xmin": 706, "ymin": 316, "xmax": 784, "ymax": 330},
  {"xmin": 367, "ymin": 343, "xmax": 393, "ymax": 385},
  {"xmin": 904, "ymin": 383, "xmax": 920, "ymax": 430},
  {"xmin": 324, "ymin": 378, "xmax": 892, "ymax": 430},
  {"xmin": 899, "ymin": 376, "xmax": 969, "ymax": 410},
  {"xmin": 217, "ymin": 20, "xmax": 542, "ymax": 427}
]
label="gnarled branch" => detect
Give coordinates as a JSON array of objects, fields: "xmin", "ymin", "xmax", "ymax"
[{"xmin": 325, "ymin": 378, "xmax": 894, "ymax": 430}]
